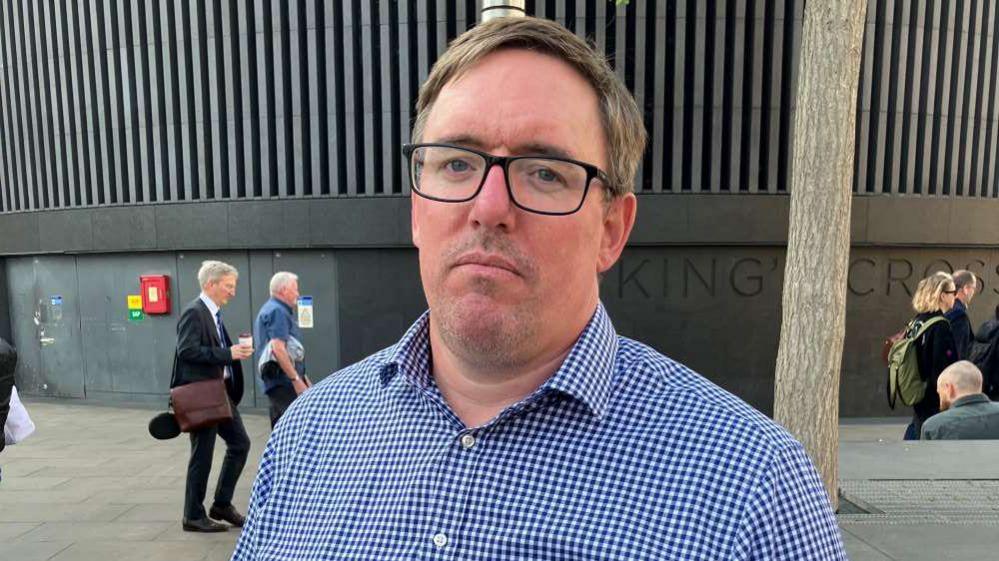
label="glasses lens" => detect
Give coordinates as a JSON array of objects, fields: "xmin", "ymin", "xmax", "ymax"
[
  {"xmin": 509, "ymin": 158, "xmax": 589, "ymax": 214},
  {"xmin": 411, "ymin": 146, "xmax": 485, "ymax": 201}
]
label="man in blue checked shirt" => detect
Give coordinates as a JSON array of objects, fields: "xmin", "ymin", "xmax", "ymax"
[{"xmin": 233, "ymin": 16, "xmax": 846, "ymax": 561}]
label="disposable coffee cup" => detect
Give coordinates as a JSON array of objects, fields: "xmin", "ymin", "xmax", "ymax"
[{"xmin": 238, "ymin": 333, "xmax": 253, "ymax": 349}]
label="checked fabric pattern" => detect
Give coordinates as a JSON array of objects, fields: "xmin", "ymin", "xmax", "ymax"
[{"xmin": 232, "ymin": 304, "xmax": 846, "ymax": 560}]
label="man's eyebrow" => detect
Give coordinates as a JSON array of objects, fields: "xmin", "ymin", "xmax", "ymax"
[
  {"xmin": 430, "ymin": 136, "xmax": 575, "ymax": 160},
  {"xmin": 511, "ymin": 143, "xmax": 574, "ymax": 160},
  {"xmin": 433, "ymin": 135, "xmax": 488, "ymax": 150}
]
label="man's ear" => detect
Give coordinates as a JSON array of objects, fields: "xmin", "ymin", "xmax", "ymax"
[{"xmin": 597, "ymin": 193, "xmax": 637, "ymax": 273}]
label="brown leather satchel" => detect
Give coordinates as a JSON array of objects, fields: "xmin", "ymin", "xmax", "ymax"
[{"xmin": 170, "ymin": 378, "xmax": 232, "ymax": 432}]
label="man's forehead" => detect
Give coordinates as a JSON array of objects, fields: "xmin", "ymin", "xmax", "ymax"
[{"xmin": 423, "ymin": 51, "xmax": 604, "ymax": 162}]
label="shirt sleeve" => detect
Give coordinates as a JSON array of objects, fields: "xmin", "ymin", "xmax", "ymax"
[
  {"xmin": 733, "ymin": 443, "xmax": 847, "ymax": 561},
  {"xmin": 261, "ymin": 306, "xmax": 292, "ymax": 343}
]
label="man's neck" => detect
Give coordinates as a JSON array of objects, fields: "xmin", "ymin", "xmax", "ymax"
[{"xmin": 429, "ymin": 328, "xmax": 575, "ymax": 428}]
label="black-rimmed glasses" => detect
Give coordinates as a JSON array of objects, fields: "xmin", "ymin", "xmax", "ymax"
[{"xmin": 402, "ymin": 143, "xmax": 611, "ymax": 216}]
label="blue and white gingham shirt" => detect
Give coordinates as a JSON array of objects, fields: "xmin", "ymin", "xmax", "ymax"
[{"xmin": 232, "ymin": 304, "xmax": 846, "ymax": 560}]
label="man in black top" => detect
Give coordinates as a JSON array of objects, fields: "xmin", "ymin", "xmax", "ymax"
[
  {"xmin": 0, "ymin": 337, "xmax": 16, "ymax": 452},
  {"xmin": 946, "ymin": 270, "xmax": 978, "ymax": 359}
]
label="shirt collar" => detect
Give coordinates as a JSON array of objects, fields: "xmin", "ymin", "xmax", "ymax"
[
  {"xmin": 952, "ymin": 393, "xmax": 990, "ymax": 408},
  {"xmin": 380, "ymin": 303, "xmax": 618, "ymax": 419},
  {"xmin": 199, "ymin": 292, "xmax": 220, "ymax": 318},
  {"xmin": 270, "ymin": 296, "xmax": 294, "ymax": 314}
]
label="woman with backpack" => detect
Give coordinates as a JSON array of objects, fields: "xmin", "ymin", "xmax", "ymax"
[{"xmin": 905, "ymin": 271, "xmax": 960, "ymax": 439}]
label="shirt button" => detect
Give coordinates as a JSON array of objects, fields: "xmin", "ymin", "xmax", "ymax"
[
  {"xmin": 460, "ymin": 434, "xmax": 475, "ymax": 449},
  {"xmin": 432, "ymin": 532, "xmax": 448, "ymax": 548}
]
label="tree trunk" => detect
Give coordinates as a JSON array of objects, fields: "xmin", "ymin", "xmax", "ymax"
[{"xmin": 773, "ymin": 0, "xmax": 868, "ymax": 511}]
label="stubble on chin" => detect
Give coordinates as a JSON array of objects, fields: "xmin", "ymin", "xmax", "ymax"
[{"xmin": 430, "ymin": 232, "xmax": 539, "ymax": 369}]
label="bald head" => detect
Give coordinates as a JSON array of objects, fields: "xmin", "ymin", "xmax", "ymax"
[{"xmin": 937, "ymin": 361, "xmax": 984, "ymax": 410}]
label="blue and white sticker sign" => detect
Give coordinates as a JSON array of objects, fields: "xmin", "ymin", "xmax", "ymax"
[
  {"xmin": 297, "ymin": 296, "xmax": 314, "ymax": 329},
  {"xmin": 51, "ymin": 295, "xmax": 63, "ymax": 306}
]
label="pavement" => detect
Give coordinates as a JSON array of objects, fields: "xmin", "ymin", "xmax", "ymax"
[{"xmin": 1, "ymin": 402, "xmax": 998, "ymax": 561}]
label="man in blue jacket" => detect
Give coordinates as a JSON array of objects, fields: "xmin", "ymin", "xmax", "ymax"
[{"xmin": 253, "ymin": 272, "xmax": 309, "ymax": 427}]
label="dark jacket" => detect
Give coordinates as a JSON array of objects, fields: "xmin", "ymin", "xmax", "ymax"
[
  {"xmin": 0, "ymin": 337, "xmax": 16, "ymax": 454},
  {"xmin": 945, "ymin": 299, "xmax": 974, "ymax": 359},
  {"xmin": 920, "ymin": 393, "xmax": 999, "ymax": 440},
  {"xmin": 971, "ymin": 315, "xmax": 999, "ymax": 399},
  {"xmin": 912, "ymin": 311, "xmax": 959, "ymax": 425},
  {"xmin": 170, "ymin": 298, "xmax": 244, "ymax": 405}
]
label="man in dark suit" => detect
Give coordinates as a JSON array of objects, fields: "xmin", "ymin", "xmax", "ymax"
[
  {"xmin": 946, "ymin": 269, "xmax": 978, "ymax": 359},
  {"xmin": 170, "ymin": 260, "xmax": 253, "ymax": 532}
]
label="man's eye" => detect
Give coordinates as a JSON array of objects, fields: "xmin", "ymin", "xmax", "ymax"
[
  {"xmin": 445, "ymin": 159, "xmax": 472, "ymax": 173},
  {"xmin": 536, "ymin": 168, "xmax": 559, "ymax": 182}
]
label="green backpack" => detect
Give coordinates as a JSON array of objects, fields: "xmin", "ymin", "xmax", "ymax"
[{"xmin": 887, "ymin": 316, "xmax": 947, "ymax": 409}]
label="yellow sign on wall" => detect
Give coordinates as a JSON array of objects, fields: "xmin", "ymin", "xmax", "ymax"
[{"xmin": 127, "ymin": 295, "xmax": 143, "ymax": 310}]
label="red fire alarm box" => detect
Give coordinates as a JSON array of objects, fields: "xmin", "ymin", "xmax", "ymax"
[{"xmin": 140, "ymin": 274, "xmax": 171, "ymax": 314}]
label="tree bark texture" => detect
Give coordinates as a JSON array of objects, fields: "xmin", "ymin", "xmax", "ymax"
[{"xmin": 773, "ymin": 0, "xmax": 868, "ymax": 511}]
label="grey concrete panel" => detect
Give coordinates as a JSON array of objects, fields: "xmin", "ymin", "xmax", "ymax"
[
  {"xmin": 10, "ymin": 194, "xmax": 999, "ymax": 257},
  {"xmin": 335, "ymin": 248, "xmax": 425, "ymax": 367},
  {"xmin": 0, "ymin": 213, "xmax": 40, "ymax": 254},
  {"xmin": 851, "ymin": 196, "xmax": 869, "ymax": 243},
  {"xmin": 686, "ymin": 194, "xmax": 790, "ymax": 244},
  {"xmin": 865, "ymin": 197, "xmax": 953, "ymax": 245},
  {"xmin": 947, "ymin": 197, "xmax": 999, "ymax": 245},
  {"xmin": 629, "ymin": 195, "xmax": 690, "ymax": 244},
  {"xmin": 155, "ymin": 202, "xmax": 229, "ymax": 249},
  {"xmin": 308, "ymin": 197, "xmax": 411, "ymax": 247},
  {"xmin": 76, "ymin": 253, "xmax": 178, "ymax": 398},
  {"xmin": 7, "ymin": 257, "xmax": 41, "ymax": 391},
  {"xmin": 11, "ymin": 255, "xmax": 86, "ymax": 398},
  {"xmin": 92, "ymin": 206, "xmax": 157, "ymax": 251},
  {"xmin": 227, "ymin": 200, "xmax": 310, "ymax": 248},
  {"xmin": 37, "ymin": 210, "xmax": 94, "ymax": 253}
]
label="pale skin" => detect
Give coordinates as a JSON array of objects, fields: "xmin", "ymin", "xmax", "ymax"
[
  {"xmin": 940, "ymin": 286, "xmax": 957, "ymax": 313},
  {"xmin": 202, "ymin": 274, "xmax": 253, "ymax": 361},
  {"xmin": 269, "ymin": 279, "xmax": 310, "ymax": 395},
  {"xmin": 957, "ymin": 282, "xmax": 977, "ymax": 306},
  {"xmin": 936, "ymin": 374, "xmax": 979, "ymax": 411},
  {"xmin": 411, "ymin": 49, "xmax": 636, "ymax": 428}
]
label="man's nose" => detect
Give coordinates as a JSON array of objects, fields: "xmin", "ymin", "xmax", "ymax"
[{"xmin": 468, "ymin": 164, "xmax": 515, "ymax": 229}]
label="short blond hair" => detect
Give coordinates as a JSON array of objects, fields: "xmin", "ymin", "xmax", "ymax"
[
  {"xmin": 411, "ymin": 16, "xmax": 646, "ymax": 198},
  {"xmin": 938, "ymin": 361, "xmax": 983, "ymax": 394},
  {"xmin": 197, "ymin": 260, "xmax": 238, "ymax": 288},
  {"xmin": 912, "ymin": 271, "xmax": 955, "ymax": 313}
]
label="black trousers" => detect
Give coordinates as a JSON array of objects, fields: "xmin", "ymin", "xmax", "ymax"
[
  {"xmin": 184, "ymin": 400, "xmax": 250, "ymax": 520},
  {"xmin": 267, "ymin": 384, "xmax": 298, "ymax": 428}
]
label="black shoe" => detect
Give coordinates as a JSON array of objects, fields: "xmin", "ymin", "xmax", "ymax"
[
  {"xmin": 209, "ymin": 503, "xmax": 246, "ymax": 527},
  {"xmin": 182, "ymin": 517, "xmax": 228, "ymax": 532}
]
